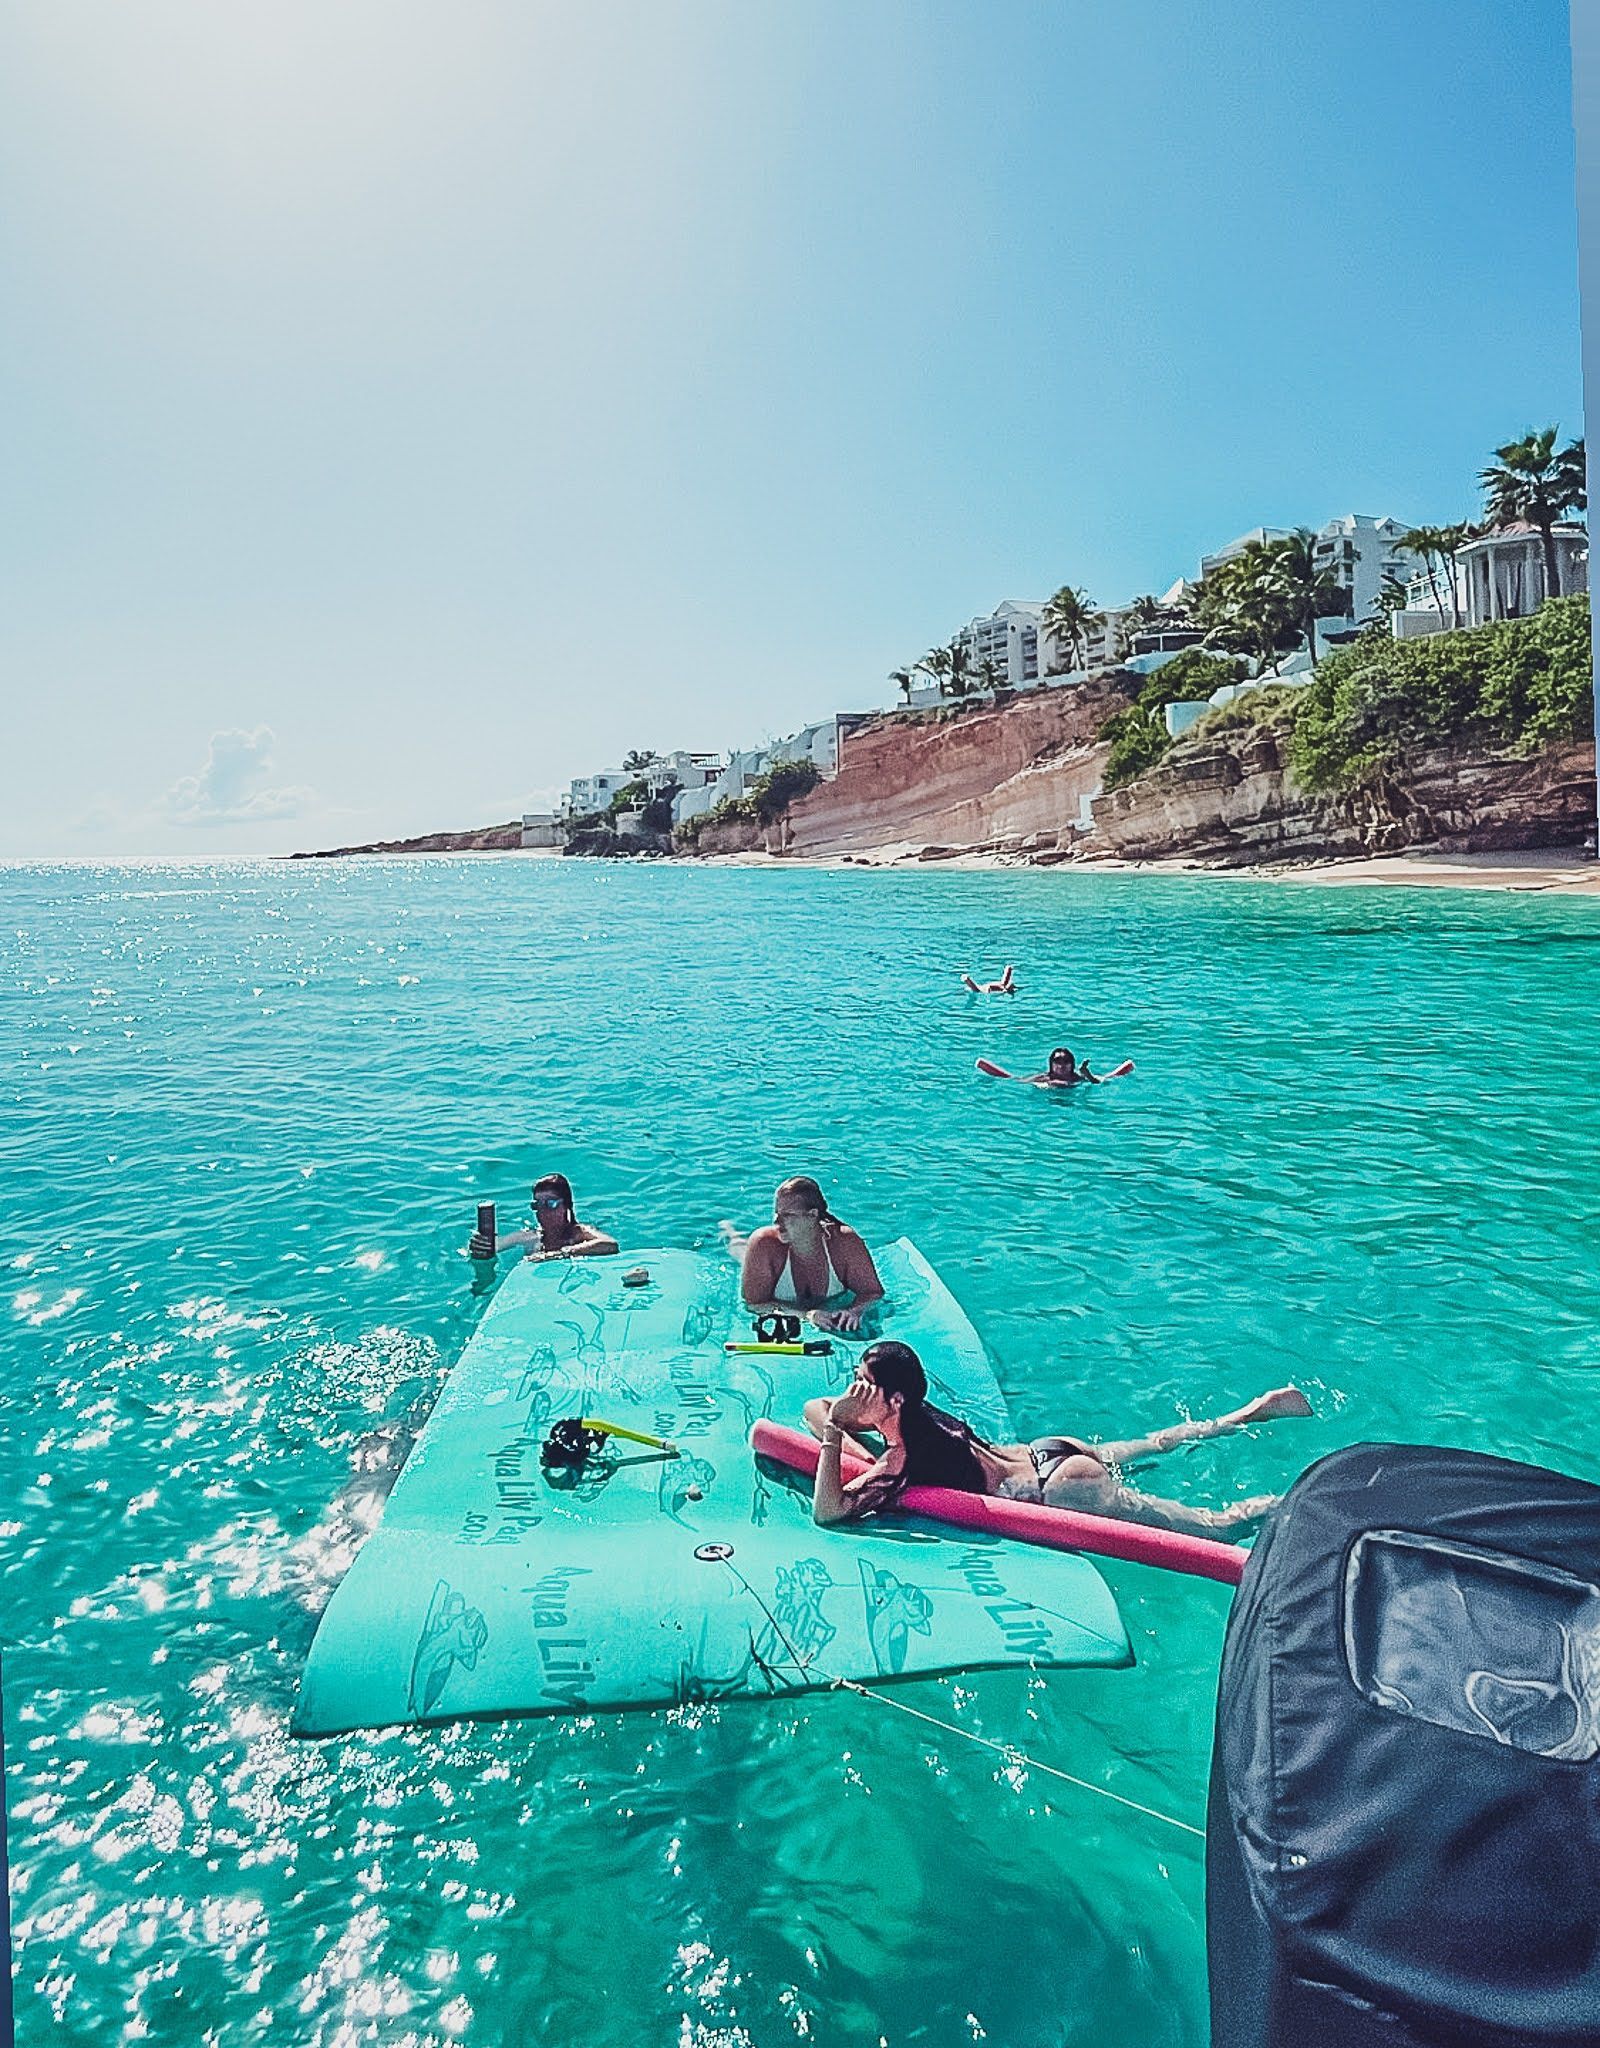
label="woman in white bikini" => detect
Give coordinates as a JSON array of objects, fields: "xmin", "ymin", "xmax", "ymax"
[
  {"xmin": 805, "ymin": 1341, "xmax": 1313, "ymax": 1539},
  {"xmin": 733, "ymin": 1176, "xmax": 885, "ymax": 1335}
]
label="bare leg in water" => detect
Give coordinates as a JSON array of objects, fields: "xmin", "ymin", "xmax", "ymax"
[{"xmin": 1037, "ymin": 1387, "xmax": 1313, "ymax": 1538}]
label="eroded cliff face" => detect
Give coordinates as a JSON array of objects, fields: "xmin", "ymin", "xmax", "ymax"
[
  {"xmin": 691, "ymin": 815, "xmax": 767, "ymax": 856},
  {"xmin": 780, "ymin": 676, "xmax": 1133, "ymax": 854},
  {"xmin": 1089, "ymin": 723, "xmax": 1597, "ymax": 864}
]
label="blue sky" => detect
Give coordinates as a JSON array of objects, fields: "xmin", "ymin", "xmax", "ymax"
[{"xmin": 0, "ymin": 1, "xmax": 1583, "ymax": 855}]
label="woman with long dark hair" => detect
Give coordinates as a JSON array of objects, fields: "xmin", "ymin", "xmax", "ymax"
[
  {"xmin": 807, "ymin": 1341, "xmax": 1312, "ymax": 1539},
  {"xmin": 468, "ymin": 1173, "xmax": 618, "ymax": 1262}
]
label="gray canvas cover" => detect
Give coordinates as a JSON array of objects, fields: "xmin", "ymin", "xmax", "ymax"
[{"xmin": 1208, "ymin": 1442, "xmax": 1600, "ymax": 2048}]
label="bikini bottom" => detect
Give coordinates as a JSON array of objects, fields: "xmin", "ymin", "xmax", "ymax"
[{"xmin": 996, "ymin": 1437, "xmax": 1102, "ymax": 1504}]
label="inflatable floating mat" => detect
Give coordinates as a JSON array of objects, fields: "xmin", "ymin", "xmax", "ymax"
[{"xmin": 293, "ymin": 1240, "xmax": 1130, "ymax": 1735}]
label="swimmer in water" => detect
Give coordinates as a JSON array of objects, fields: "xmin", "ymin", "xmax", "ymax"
[
  {"xmin": 977, "ymin": 1047, "xmax": 1134, "ymax": 1085},
  {"xmin": 962, "ymin": 964, "xmax": 1016, "ymax": 995},
  {"xmin": 804, "ymin": 1341, "xmax": 1314, "ymax": 1540},
  {"xmin": 726, "ymin": 1176, "xmax": 885, "ymax": 1335},
  {"xmin": 468, "ymin": 1173, "xmax": 619, "ymax": 1261},
  {"xmin": 1023, "ymin": 1046, "xmax": 1130, "ymax": 1087}
]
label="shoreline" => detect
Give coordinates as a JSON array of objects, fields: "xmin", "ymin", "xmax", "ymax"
[
  {"xmin": 692, "ymin": 842, "xmax": 1600, "ymax": 895},
  {"xmin": 76, "ymin": 840, "xmax": 1588, "ymax": 898}
]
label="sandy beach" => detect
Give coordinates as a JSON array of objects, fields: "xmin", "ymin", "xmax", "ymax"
[
  {"xmin": 1263, "ymin": 847, "xmax": 1600, "ymax": 894},
  {"xmin": 698, "ymin": 842, "xmax": 1600, "ymax": 894}
]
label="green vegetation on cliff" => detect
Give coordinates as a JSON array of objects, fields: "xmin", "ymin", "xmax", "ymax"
[
  {"xmin": 673, "ymin": 756, "xmax": 822, "ymax": 846},
  {"xmin": 1098, "ymin": 648, "xmax": 1247, "ymax": 789},
  {"xmin": 1289, "ymin": 595, "xmax": 1592, "ymax": 791},
  {"xmin": 1099, "ymin": 597, "xmax": 1592, "ymax": 798}
]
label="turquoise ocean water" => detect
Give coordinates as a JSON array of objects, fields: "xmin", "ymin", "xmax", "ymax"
[{"xmin": 4, "ymin": 856, "xmax": 1599, "ymax": 2047}]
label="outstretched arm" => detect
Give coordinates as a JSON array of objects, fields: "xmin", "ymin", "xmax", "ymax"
[
  {"xmin": 468, "ymin": 1225, "xmax": 540, "ymax": 1257},
  {"xmin": 740, "ymin": 1231, "xmax": 785, "ymax": 1307},
  {"xmin": 812, "ymin": 1230, "xmax": 885, "ymax": 1333},
  {"xmin": 529, "ymin": 1224, "xmax": 618, "ymax": 1262}
]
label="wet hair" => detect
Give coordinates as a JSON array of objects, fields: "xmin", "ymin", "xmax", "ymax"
[
  {"xmin": 858, "ymin": 1340, "xmax": 992, "ymax": 1503},
  {"xmin": 532, "ymin": 1172, "xmax": 578, "ymax": 1237},
  {"xmin": 1047, "ymin": 1047, "xmax": 1077, "ymax": 1071},
  {"xmin": 775, "ymin": 1175, "xmax": 838, "ymax": 1224}
]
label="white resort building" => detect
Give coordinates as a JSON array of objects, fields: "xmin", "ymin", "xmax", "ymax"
[
  {"xmin": 1312, "ymin": 514, "xmax": 1420, "ymax": 626},
  {"xmin": 563, "ymin": 769, "xmax": 632, "ymax": 819},
  {"xmin": 552, "ymin": 750, "xmax": 726, "ymax": 829},
  {"xmin": 646, "ymin": 750, "xmax": 724, "ymax": 790},
  {"xmin": 1393, "ymin": 522, "xmax": 1588, "ymax": 638},
  {"xmin": 671, "ymin": 715, "xmax": 870, "ymax": 828},
  {"xmin": 953, "ymin": 600, "xmax": 1044, "ymax": 690},
  {"xmin": 1201, "ymin": 515, "xmax": 1420, "ymax": 628}
]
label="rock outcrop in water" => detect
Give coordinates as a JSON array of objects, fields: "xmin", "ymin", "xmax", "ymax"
[
  {"xmin": 291, "ymin": 822, "xmax": 524, "ymax": 858},
  {"xmin": 1088, "ymin": 726, "xmax": 1597, "ymax": 864}
]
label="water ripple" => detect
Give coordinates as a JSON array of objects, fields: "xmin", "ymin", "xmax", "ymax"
[{"xmin": 2, "ymin": 858, "xmax": 1598, "ymax": 2045}]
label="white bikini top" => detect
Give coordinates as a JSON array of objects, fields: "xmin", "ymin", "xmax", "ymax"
[{"xmin": 771, "ymin": 1236, "xmax": 843, "ymax": 1305}]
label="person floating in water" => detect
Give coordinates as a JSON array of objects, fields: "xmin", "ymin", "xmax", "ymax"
[
  {"xmin": 469, "ymin": 1173, "xmax": 618, "ymax": 1261},
  {"xmin": 976, "ymin": 1046, "xmax": 1134, "ymax": 1087},
  {"xmin": 724, "ymin": 1176, "xmax": 885, "ymax": 1335},
  {"xmin": 962, "ymin": 964, "xmax": 1016, "ymax": 995},
  {"xmin": 804, "ymin": 1340, "xmax": 1312, "ymax": 1540}
]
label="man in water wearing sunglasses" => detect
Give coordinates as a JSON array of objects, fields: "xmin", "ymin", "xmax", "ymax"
[{"xmin": 468, "ymin": 1173, "xmax": 619, "ymax": 1261}]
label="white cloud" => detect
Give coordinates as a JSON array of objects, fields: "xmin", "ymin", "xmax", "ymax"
[{"xmin": 161, "ymin": 726, "xmax": 314, "ymax": 825}]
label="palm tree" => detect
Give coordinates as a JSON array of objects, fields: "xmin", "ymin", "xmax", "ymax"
[
  {"xmin": 1262, "ymin": 529, "xmax": 1349, "ymax": 668},
  {"xmin": 1435, "ymin": 521, "xmax": 1479, "ymax": 629},
  {"xmin": 944, "ymin": 638, "xmax": 973, "ymax": 700},
  {"xmin": 1114, "ymin": 593, "xmax": 1170, "ymax": 660},
  {"xmin": 918, "ymin": 647, "xmax": 952, "ymax": 696},
  {"xmin": 890, "ymin": 667, "xmax": 916, "ymax": 706},
  {"xmin": 1192, "ymin": 545, "xmax": 1301, "ymax": 672},
  {"xmin": 622, "ymin": 749, "xmax": 658, "ymax": 774},
  {"xmin": 1480, "ymin": 428, "xmax": 1587, "ymax": 601},
  {"xmin": 1041, "ymin": 585, "xmax": 1103, "ymax": 673},
  {"xmin": 1396, "ymin": 525, "xmax": 1452, "ymax": 621},
  {"xmin": 1365, "ymin": 569, "xmax": 1413, "ymax": 631}
]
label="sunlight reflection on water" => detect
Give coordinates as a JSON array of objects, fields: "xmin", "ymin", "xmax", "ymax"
[{"xmin": 2, "ymin": 858, "xmax": 1597, "ymax": 2046}]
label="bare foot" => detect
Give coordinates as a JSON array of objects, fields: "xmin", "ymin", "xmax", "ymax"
[
  {"xmin": 1225, "ymin": 1493, "xmax": 1280, "ymax": 1529},
  {"xmin": 1252, "ymin": 1386, "xmax": 1312, "ymax": 1422}
]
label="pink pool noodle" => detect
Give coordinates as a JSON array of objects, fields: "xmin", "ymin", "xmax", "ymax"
[{"xmin": 749, "ymin": 1420, "xmax": 1246, "ymax": 1588}]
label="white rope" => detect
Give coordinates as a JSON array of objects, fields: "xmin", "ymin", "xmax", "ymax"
[
  {"xmin": 828, "ymin": 1677, "xmax": 1207, "ymax": 1841},
  {"xmin": 712, "ymin": 1549, "xmax": 1206, "ymax": 1843}
]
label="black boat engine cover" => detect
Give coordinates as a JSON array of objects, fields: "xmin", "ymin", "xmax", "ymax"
[{"xmin": 1208, "ymin": 1442, "xmax": 1600, "ymax": 2048}]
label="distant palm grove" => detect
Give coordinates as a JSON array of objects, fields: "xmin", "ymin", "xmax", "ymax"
[
  {"xmin": 895, "ymin": 426, "xmax": 1586, "ymax": 716},
  {"xmin": 1091, "ymin": 428, "xmax": 1588, "ymax": 791}
]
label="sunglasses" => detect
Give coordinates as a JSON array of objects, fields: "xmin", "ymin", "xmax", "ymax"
[
  {"xmin": 754, "ymin": 1312, "xmax": 802, "ymax": 1344},
  {"xmin": 533, "ymin": 1193, "xmax": 566, "ymax": 1211}
]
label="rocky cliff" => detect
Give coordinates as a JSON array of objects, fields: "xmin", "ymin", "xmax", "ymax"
[
  {"xmin": 1089, "ymin": 722, "xmax": 1597, "ymax": 864},
  {"xmin": 775, "ymin": 675, "xmax": 1133, "ymax": 855}
]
